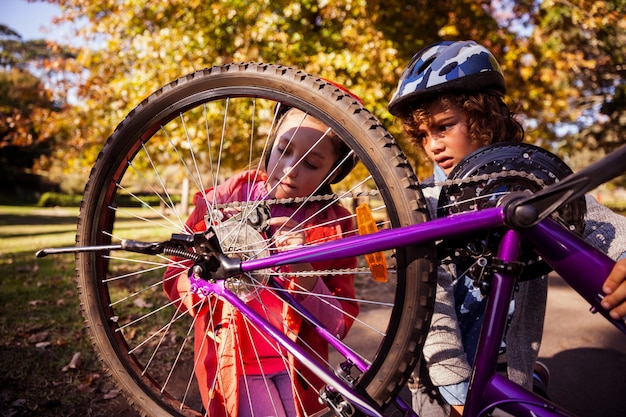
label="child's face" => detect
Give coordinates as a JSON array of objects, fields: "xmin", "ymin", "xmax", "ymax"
[
  {"xmin": 266, "ymin": 110, "xmax": 339, "ymax": 199},
  {"xmin": 417, "ymin": 101, "xmax": 484, "ymax": 175}
]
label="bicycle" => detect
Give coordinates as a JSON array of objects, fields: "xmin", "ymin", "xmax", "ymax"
[{"xmin": 37, "ymin": 63, "xmax": 626, "ymax": 417}]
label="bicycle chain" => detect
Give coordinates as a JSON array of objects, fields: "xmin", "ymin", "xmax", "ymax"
[
  {"xmin": 431, "ymin": 169, "xmax": 546, "ymax": 190},
  {"xmin": 209, "ymin": 169, "xmax": 546, "ymax": 211},
  {"xmin": 273, "ymin": 267, "xmax": 372, "ymax": 277},
  {"xmin": 207, "ymin": 190, "xmax": 380, "ymax": 211}
]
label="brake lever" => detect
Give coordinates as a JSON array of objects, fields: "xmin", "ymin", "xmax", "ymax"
[{"xmin": 505, "ymin": 143, "xmax": 626, "ymax": 229}]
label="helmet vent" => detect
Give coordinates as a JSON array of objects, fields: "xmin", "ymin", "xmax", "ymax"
[
  {"xmin": 440, "ymin": 62, "xmax": 458, "ymax": 76},
  {"xmin": 417, "ymin": 56, "xmax": 436, "ymax": 74}
]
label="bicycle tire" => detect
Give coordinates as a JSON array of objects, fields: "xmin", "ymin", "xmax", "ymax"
[
  {"xmin": 439, "ymin": 142, "xmax": 586, "ymax": 231},
  {"xmin": 438, "ymin": 142, "xmax": 587, "ymax": 278},
  {"xmin": 75, "ymin": 63, "xmax": 436, "ymax": 416}
]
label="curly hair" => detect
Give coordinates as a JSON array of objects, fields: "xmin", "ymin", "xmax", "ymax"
[{"xmin": 400, "ymin": 91, "xmax": 524, "ymax": 164}]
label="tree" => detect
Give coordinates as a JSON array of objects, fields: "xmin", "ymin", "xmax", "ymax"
[
  {"xmin": 0, "ymin": 68, "xmax": 53, "ymax": 195},
  {"xmin": 0, "ymin": 22, "xmax": 83, "ymax": 196},
  {"xmin": 503, "ymin": 0, "xmax": 626, "ymax": 188},
  {"xmin": 46, "ymin": 0, "xmax": 625, "ymax": 184},
  {"xmin": 1, "ymin": 27, "xmax": 59, "ymax": 195},
  {"xmin": 50, "ymin": 0, "xmax": 509, "ymax": 180},
  {"xmin": 502, "ymin": 1, "xmax": 625, "ymax": 153}
]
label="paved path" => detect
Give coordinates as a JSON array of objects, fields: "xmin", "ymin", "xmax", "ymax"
[
  {"xmin": 538, "ymin": 274, "xmax": 626, "ymax": 417},
  {"xmin": 385, "ymin": 273, "xmax": 626, "ymax": 416}
]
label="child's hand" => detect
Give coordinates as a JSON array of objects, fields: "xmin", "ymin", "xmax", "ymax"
[
  {"xmin": 267, "ymin": 216, "xmax": 306, "ymax": 251},
  {"xmin": 267, "ymin": 216, "xmax": 318, "ymax": 291},
  {"xmin": 221, "ymin": 207, "xmax": 241, "ymax": 220},
  {"xmin": 601, "ymin": 258, "xmax": 626, "ymax": 319}
]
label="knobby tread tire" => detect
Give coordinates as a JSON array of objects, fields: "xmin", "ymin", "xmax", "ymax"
[{"xmin": 75, "ymin": 62, "xmax": 436, "ymax": 416}]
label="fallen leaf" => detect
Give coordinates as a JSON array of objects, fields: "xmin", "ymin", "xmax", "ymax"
[
  {"xmin": 11, "ymin": 399, "xmax": 27, "ymax": 407},
  {"xmin": 62, "ymin": 352, "xmax": 81, "ymax": 372},
  {"xmin": 28, "ymin": 331, "xmax": 49, "ymax": 343},
  {"xmin": 103, "ymin": 389, "xmax": 121, "ymax": 400},
  {"xmin": 133, "ymin": 298, "xmax": 154, "ymax": 309},
  {"xmin": 77, "ymin": 373, "xmax": 101, "ymax": 393}
]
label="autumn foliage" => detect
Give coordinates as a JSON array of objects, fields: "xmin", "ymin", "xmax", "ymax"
[{"xmin": 2, "ymin": 0, "xmax": 625, "ymax": 194}]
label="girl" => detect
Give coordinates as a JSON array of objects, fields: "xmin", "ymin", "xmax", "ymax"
[
  {"xmin": 164, "ymin": 107, "xmax": 359, "ymax": 417},
  {"xmin": 388, "ymin": 40, "xmax": 626, "ymax": 417}
]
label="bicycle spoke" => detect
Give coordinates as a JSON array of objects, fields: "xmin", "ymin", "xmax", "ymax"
[{"xmin": 76, "ymin": 64, "xmax": 435, "ymax": 416}]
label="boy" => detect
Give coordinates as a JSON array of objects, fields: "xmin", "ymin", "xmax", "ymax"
[{"xmin": 388, "ymin": 40, "xmax": 626, "ymax": 417}]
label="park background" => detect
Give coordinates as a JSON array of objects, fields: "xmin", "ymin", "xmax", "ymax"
[{"xmin": 1, "ymin": 1, "xmax": 625, "ymax": 416}]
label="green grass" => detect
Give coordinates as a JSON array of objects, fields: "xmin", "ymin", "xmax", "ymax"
[
  {"xmin": 0, "ymin": 206, "xmax": 139, "ymax": 416},
  {"xmin": 0, "ymin": 206, "xmax": 79, "ymax": 255}
]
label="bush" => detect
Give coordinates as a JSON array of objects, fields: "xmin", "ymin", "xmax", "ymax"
[
  {"xmin": 115, "ymin": 194, "xmax": 181, "ymax": 207},
  {"xmin": 37, "ymin": 192, "xmax": 182, "ymax": 208},
  {"xmin": 37, "ymin": 192, "xmax": 83, "ymax": 207}
]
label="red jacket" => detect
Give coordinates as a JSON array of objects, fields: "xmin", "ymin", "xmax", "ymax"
[{"xmin": 163, "ymin": 171, "xmax": 359, "ymax": 416}]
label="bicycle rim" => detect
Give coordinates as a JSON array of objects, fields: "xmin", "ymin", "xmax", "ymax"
[{"xmin": 75, "ymin": 63, "xmax": 436, "ymax": 416}]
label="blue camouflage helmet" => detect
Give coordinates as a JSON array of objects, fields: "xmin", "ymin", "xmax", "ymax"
[{"xmin": 388, "ymin": 40, "xmax": 506, "ymax": 116}]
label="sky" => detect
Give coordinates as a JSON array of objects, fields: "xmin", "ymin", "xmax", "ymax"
[{"xmin": 0, "ymin": 0, "xmax": 74, "ymax": 43}]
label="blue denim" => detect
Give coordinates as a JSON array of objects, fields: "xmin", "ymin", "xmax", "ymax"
[{"xmin": 439, "ymin": 275, "xmax": 514, "ymax": 405}]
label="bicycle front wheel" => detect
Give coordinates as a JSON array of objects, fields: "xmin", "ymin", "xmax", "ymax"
[{"xmin": 75, "ymin": 63, "xmax": 436, "ymax": 416}]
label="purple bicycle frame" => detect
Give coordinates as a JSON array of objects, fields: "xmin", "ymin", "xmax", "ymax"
[
  {"xmin": 230, "ymin": 205, "xmax": 623, "ymax": 416},
  {"xmin": 464, "ymin": 218, "xmax": 624, "ymax": 417}
]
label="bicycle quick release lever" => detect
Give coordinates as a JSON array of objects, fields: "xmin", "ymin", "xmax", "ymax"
[
  {"xmin": 37, "ymin": 229, "xmax": 241, "ymax": 279},
  {"xmin": 36, "ymin": 239, "xmax": 166, "ymax": 258},
  {"xmin": 505, "ymin": 143, "xmax": 626, "ymax": 229}
]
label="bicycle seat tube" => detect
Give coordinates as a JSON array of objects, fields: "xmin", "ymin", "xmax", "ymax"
[{"xmin": 464, "ymin": 229, "xmax": 521, "ymax": 417}]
